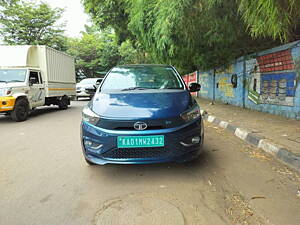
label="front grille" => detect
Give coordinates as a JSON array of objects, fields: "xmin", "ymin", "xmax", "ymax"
[
  {"xmin": 114, "ymin": 126, "xmax": 165, "ymax": 130},
  {"xmin": 96, "ymin": 117, "xmax": 185, "ymax": 130},
  {"xmin": 102, "ymin": 147, "xmax": 170, "ymax": 159}
]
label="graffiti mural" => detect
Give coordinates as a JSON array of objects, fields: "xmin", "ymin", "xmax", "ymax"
[
  {"xmin": 247, "ymin": 49, "xmax": 298, "ymax": 106},
  {"xmin": 218, "ymin": 77, "xmax": 234, "ymax": 97},
  {"xmin": 215, "ymin": 65, "xmax": 235, "ymax": 98},
  {"xmin": 198, "ymin": 72, "xmax": 209, "ymax": 95}
]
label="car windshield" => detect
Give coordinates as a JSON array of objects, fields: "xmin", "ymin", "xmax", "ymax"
[
  {"xmin": 0, "ymin": 69, "xmax": 27, "ymax": 83},
  {"xmin": 79, "ymin": 79, "xmax": 98, "ymax": 85},
  {"xmin": 101, "ymin": 66, "xmax": 184, "ymax": 91}
]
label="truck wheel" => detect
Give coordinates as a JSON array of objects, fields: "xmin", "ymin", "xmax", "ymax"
[
  {"xmin": 58, "ymin": 97, "xmax": 69, "ymax": 110},
  {"xmin": 11, "ymin": 98, "xmax": 29, "ymax": 122}
]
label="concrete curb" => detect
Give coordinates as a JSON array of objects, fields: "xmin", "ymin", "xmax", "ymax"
[{"xmin": 200, "ymin": 110, "xmax": 300, "ymax": 173}]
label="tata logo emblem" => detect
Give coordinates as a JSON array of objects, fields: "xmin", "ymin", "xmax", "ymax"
[{"xmin": 134, "ymin": 121, "xmax": 148, "ymax": 131}]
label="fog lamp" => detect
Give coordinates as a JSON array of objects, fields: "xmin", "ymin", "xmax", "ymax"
[
  {"xmin": 84, "ymin": 140, "xmax": 103, "ymax": 150},
  {"xmin": 192, "ymin": 136, "xmax": 200, "ymax": 144}
]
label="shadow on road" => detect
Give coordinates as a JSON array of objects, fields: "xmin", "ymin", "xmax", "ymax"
[
  {"xmin": 0, "ymin": 106, "xmax": 77, "ymax": 123},
  {"xmin": 84, "ymin": 146, "xmax": 216, "ymax": 184}
]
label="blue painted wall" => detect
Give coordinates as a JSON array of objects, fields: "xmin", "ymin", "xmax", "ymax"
[
  {"xmin": 198, "ymin": 71, "xmax": 214, "ymax": 99},
  {"xmin": 196, "ymin": 40, "xmax": 300, "ymax": 119}
]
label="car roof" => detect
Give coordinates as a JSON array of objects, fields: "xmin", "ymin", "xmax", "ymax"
[{"xmin": 114, "ymin": 64, "xmax": 173, "ymax": 69}]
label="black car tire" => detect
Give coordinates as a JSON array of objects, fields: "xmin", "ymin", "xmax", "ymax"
[{"xmin": 11, "ymin": 98, "xmax": 29, "ymax": 122}]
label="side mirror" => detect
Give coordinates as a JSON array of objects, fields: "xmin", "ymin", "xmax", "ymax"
[
  {"xmin": 29, "ymin": 77, "xmax": 36, "ymax": 86},
  {"xmin": 188, "ymin": 83, "xmax": 201, "ymax": 92}
]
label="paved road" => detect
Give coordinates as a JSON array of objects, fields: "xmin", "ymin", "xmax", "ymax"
[{"xmin": 0, "ymin": 101, "xmax": 299, "ymax": 225}]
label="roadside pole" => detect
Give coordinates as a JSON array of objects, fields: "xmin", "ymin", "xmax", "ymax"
[{"xmin": 242, "ymin": 56, "xmax": 246, "ymax": 108}]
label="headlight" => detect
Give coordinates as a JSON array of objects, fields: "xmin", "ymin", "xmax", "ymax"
[
  {"xmin": 6, "ymin": 88, "xmax": 12, "ymax": 95},
  {"xmin": 181, "ymin": 105, "xmax": 201, "ymax": 122},
  {"xmin": 82, "ymin": 106, "xmax": 100, "ymax": 125},
  {"xmin": 0, "ymin": 88, "xmax": 12, "ymax": 96}
]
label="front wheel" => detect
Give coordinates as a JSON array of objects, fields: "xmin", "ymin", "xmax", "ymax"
[{"xmin": 11, "ymin": 98, "xmax": 29, "ymax": 122}]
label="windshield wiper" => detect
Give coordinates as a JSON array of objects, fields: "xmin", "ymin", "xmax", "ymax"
[{"xmin": 121, "ymin": 87, "xmax": 155, "ymax": 91}]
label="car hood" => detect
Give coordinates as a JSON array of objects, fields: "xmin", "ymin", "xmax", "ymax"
[
  {"xmin": 76, "ymin": 84, "xmax": 94, "ymax": 89},
  {"xmin": 91, "ymin": 90, "xmax": 191, "ymax": 119}
]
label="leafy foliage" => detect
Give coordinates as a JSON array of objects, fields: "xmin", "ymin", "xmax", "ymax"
[
  {"xmin": 83, "ymin": 0, "xmax": 131, "ymax": 43},
  {"xmin": 83, "ymin": 0, "xmax": 299, "ymax": 73},
  {"xmin": 0, "ymin": 0, "xmax": 18, "ymax": 6},
  {"xmin": 0, "ymin": 1, "xmax": 67, "ymax": 50},
  {"xmin": 118, "ymin": 39, "xmax": 153, "ymax": 65},
  {"xmin": 238, "ymin": 0, "xmax": 300, "ymax": 41},
  {"xmin": 67, "ymin": 28, "xmax": 120, "ymax": 79},
  {"xmin": 67, "ymin": 26, "xmax": 152, "ymax": 79}
]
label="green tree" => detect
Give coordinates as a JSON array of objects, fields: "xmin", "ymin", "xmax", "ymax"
[
  {"xmin": 67, "ymin": 28, "xmax": 120, "ymax": 79},
  {"xmin": 0, "ymin": 0, "xmax": 18, "ymax": 6},
  {"xmin": 237, "ymin": 0, "xmax": 300, "ymax": 41},
  {"xmin": 83, "ymin": 0, "xmax": 299, "ymax": 73},
  {"xmin": 83, "ymin": 0, "xmax": 131, "ymax": 43},
  {"xmin": 118, "ymin": 39, "xmax": 153, "ymax": 65},
  {"xmin": 0, "ymin": 1, "xmax": 67, "ymax": 50}
]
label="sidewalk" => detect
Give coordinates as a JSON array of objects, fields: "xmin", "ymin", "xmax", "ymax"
[{"xmin": 196, "ymin": 97, "xmax": 300, "ymax": 172}]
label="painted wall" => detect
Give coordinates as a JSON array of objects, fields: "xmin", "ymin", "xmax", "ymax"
[
  {"xmin": 198, "ymin": 71, "xmax": 214, "ymax": 99},
  {"xmin": 183, "ymin": 40, "xmax": 300, "ymax": 119}
]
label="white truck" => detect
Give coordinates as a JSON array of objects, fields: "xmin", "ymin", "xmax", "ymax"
[{"xmin": 0, "ymin": 45, "xmax": 76, "ymax": 122}]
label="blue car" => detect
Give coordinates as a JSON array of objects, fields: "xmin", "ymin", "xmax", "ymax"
[{"xmin": 80, "ymin": 65, "xmax": 204, "ymax": 165}]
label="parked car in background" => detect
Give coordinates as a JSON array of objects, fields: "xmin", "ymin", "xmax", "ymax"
[
  {"xmin": 76, "ymin": 78, "xmax": 103, "ymax": 100},
  {"xmin": 0, "ymin": 45, "xmax": 76, "ymax": 122},
  {"xmin": 81, "ymin": 64, "xmax": 204, "ymax": 165}
]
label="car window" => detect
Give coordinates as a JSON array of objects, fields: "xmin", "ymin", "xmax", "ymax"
[
  {"xmin": 101, "ymin": 66, "xmax": 184, "ymax": 91},
  {"xmin": 29, "ymin": 71, "xmax": 40, "ymax": 84}
]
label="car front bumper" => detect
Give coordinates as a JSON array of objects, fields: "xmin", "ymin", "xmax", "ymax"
[
  {"xmin": 76, "ymin": 90, "xmax": 91, "ymax": 98},
  {"xmin": 81, "ymin": 117, "xmax": 204, "ymax": 165}
]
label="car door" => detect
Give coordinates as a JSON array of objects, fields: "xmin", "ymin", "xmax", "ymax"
[{"xmin": 28, "ymin": 71, "xmax": 45, "ymax": 107}]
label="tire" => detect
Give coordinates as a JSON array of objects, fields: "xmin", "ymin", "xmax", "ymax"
[
  {"xmin": 11, "ymin": 98, "xmax": 29, "ymax": 122},
  {"xmin": 58, "ymin": 97, "xmax": 69, "ymax": 110}
]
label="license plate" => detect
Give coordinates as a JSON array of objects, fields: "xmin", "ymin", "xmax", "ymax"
[{"xmin": 117, "ymin": 135, "xmax": 164, "ymax": 148}]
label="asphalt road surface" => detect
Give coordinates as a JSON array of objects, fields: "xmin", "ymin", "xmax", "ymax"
[{"xmin": 0, "ymin": 101, "xmax": 299, "ymax": 225}]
